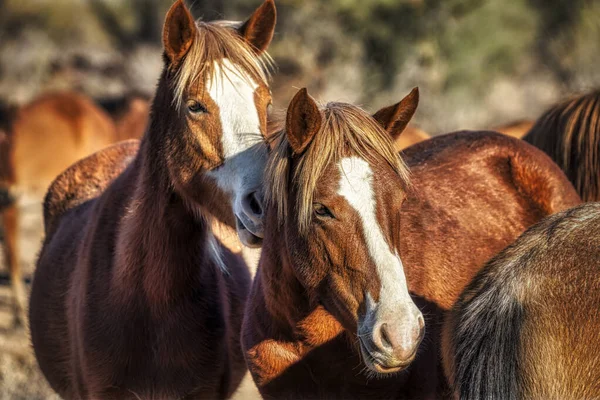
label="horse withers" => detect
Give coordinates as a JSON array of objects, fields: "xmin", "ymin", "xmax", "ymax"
[
  {"xmin": 443, "ymin": 202, "xmax": 600, "ymax": 400},
  {"xmin": 29, "ymin": 0, "xmax": 276, "ymax": 398}
]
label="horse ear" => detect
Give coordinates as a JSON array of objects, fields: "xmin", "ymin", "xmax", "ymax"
[
  {"xmin": 163, "ymin": 0, "xmax": 196, "ymax": 66},
  {"xmin": 286, "ymin": 88, "xmax": 322, "ymax": 155},
  {"xmin": 237, "ymin": 0, "xmax": 276, "ymax": 54},
  {"xmin": 373, "ymin": 87, "xmax": 419, "ymax": 140}
]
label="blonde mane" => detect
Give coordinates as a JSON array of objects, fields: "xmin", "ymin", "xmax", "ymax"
[
  {"xmin": 172, "ymin": 20, "xmax": 274, "ymax": 109},
  {"xmin": 266, "ymin": 102, "xmax": 411, "ymax": 234}
]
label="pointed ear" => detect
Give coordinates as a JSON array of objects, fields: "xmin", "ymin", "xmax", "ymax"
[
  {"xmin": 162, "ymin": 0, "xmax": 196, "ymax": 66},
  {"xmin": 238, "ymin": 0, "xmax": 276, "ymax": 54},
  {"xmin": 286, "ymin": 88, "xmax": 322, "ymax": 155},
  {"xmin": 372, "ymin": 87, "xmax": 419, "ymax": 140}
]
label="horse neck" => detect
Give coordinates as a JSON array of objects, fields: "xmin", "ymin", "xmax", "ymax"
[
  {"xmin": 112, "ymin": 87, "xmax": 216, "ymax": 310},
  {"xmin": 257, "ymin": 213, "xmax": 344, "ymax": 344}
]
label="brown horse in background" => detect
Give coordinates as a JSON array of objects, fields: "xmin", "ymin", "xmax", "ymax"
[
  {"xmin": 492, "ymin": 119, "xmax": 534, "ymax": 139},
  {"xmin": 443, "ymin": 202, "xmax": 600, "ymax": 400},
  {"xmin": 29, "ymin": 0, "xmax": 276, "ymax": 398},
  {"xmin": 394, "ymin": 124, "xmax": 430, "ymax": 150},
  {"xmin": 97, "ymin": 92, "xmax": 152, "ymax": 141},
  {"xmin": 243, "ymin": 91, "xmax": 580, "ymax": 398},
  {"xmin": 0, "ymin": 91, "xmax": 117, "ymax": 325},
  {"xmin": 523, "ymin": 90, "xmax": 600, "ymax": 201}
]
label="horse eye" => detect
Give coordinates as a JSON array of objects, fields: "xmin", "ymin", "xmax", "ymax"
[
  {"xmin": 314, "ymin": 203, "xmax": 334, "ymax": 219},
  {"xmin": 187, "ymin": 101, "xmax": 208, "ymax": 114}
]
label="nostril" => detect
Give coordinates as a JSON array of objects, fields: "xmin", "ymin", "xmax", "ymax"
[
  {"xmin": 379, "ymin": 323, "xmax": 393, "ymax": 350},
  {"xmin": 245, "ymin": 192, "xmax": 263, "ymax": 216}
]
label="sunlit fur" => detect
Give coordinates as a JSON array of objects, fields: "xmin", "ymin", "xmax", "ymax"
[
  {"xmin": 524, "ymin": 90, "xmax": 600, "ymax": 201},
  {"xmin": 266, "ymin": 103, "xmax": 410, "ymax": 234}
]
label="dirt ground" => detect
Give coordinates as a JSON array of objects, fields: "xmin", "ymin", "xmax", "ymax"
[{"xmin": 0, "ymin": 204, "xmax": 261, "ymax": 399}]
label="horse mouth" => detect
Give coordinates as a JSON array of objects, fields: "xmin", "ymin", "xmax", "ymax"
[
  {"xmin": 236, "ymin": 216, "xmax": 263, "ymax": 248},
  {"xmin": 358, "ymin": 339, "xmax": 414, "ymax": 375}
]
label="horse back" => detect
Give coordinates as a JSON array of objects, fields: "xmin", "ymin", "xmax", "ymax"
[
  {"xmin": 10, "ymin": 92, "xmax": 118, "ymax": 193},
  {"xmin": 43, "ymin": 140, "xmax": 140, "ymax": 237},
  {"xmin": 400, "ymin": 130, "xmax": 581, "ymax": 309}
]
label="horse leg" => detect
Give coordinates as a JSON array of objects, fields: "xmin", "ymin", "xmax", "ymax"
[{"xmin": 2, "ymin": 204, "xmax": 26, "ymax": 327}]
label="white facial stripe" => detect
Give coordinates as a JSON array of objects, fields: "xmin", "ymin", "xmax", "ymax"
[
  {"xmin": 337, "ymin": 157, "xmax": 413, "ymax": 310},
  {"xmin": 207, "ymin": 59, "xmax": 261, "ymax": 160}
]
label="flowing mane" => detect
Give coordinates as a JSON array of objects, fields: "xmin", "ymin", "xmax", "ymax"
[
  {"xmin": 266, "ymin": 102, "xmax": 410, "ymax": 233},
  {"xmin": 173, "ymin": 20, "xmax": 274, "ymax": 109},
  {"xmin": 524, "ymin": 90, "xmax": 600, "ymax": 201}
]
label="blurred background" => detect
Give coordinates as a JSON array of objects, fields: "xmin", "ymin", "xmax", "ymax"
[
  {"xmin": 0, "ymin": 0, "xmax": 598, "ymax": 398},
  {"xmin": 1, "ymin": 0, "xmax": 599, "ymax": 131}
]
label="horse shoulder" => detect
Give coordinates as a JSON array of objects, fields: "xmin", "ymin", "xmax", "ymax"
[{"xmin": 43, "ymin": 140, "xmax": 140, "ymax": 236}]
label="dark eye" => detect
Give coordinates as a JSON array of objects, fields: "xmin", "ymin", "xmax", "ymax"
[
  {"xmin": 187, "ymin": 101, "xmax": 208, "ymax": 114},
  {"xmin": 314, "ymin": 203, "xmax": 335, "ymax": 219}
]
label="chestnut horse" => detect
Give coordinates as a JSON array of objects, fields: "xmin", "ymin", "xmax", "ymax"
[
  {"xmin": 492, "ymin": 119, "xmax": 534, "ymax": 139},
  {"xmin": 243, "ymin": 90, "xmax": 580, "ymax": 399},
  {"xmin": 29, "ymin": 0, "xmax": 276, "ymax": 398},
  {"xmin": 523, "ymin": 90, "xmax": 600, "ymax": 201},
  {"xmin": 97, "ymin": 92, "xmax": 152, "ymax": 141},
  {"xmin": 394, "ymin": 125, "xmax": 430, "ymax": 151},
  {"xmin": 0, "ymin": 91, "xmax": 117, "ymax": 326},
  {"xmin": 443, "ymin": 202, "xmax": 600, "ymax": 400}
]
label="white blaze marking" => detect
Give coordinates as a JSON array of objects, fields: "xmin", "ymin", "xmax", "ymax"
[
  {"xmin": 337, "ymin": 157, "xmax": 414, "ymax": 309},
  {"xmin": 207, "ymin": 59, "xmax": 261, "ymax": 160}
]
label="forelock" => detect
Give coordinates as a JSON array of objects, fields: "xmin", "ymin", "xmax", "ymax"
[
  {"xmin": 265, "ymin": 102, "xmax": 411, "ymax": 235},
  {"xmin": 171, "ymin": 20, "xmax": 274, "ymax": 109}
]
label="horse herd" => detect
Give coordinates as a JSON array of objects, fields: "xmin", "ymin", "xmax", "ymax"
[{"xmin": 0, "ymin": 0, "xmax": 598, "ymax": 398}]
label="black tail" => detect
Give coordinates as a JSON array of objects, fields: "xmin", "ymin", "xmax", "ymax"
[{"xmin": 449, "ymin": 268, "xmax": 524, "ymax": 400}]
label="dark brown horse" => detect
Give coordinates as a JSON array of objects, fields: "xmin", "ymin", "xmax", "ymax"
[
  {"xmin": 0, "ymin": 91, "xmax": 117, "ymax": 326},
  {"xmin": 243, "ymin": 90, "xmax": 580, "ymax": 399},
  {"xmin": 29, "ymin": 0, "xmax": 276, "ymax": 398},
  {"xmin": 443, "ymin": 202, "xmax": 600, "ymax": 400},
  {"xmin": 523, "ymin": 90, "xmax": 600, "ymax": 201}
]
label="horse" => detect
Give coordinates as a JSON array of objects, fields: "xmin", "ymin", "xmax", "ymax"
[
  {"xmin": 97, "ymin": 91, "xmax": 152, "ymax": 141},
  {"xmin": 242, "ymin": 89, "xmax": 581, "ymax": 399},
  {"xmin": 394, "ymin": 124, "xmax": 430, "ymax": 151},
  {"xmin": 0, "ymin": 91, "xmax": 117, "ymax": 326},
  {"xmin": 29, "ymin": 0, "xmax": 276, "ymax": 398},
  {"xmin": 492, "ymin": 119, "xmax": 534, "ymax": 139},
  {"xmin": 523, "ymin": 90, "xmax": 600, "ymax": 202},
  {"xmin": 443, "ymin": 202, "xmax": 600, "ymax": 400}
]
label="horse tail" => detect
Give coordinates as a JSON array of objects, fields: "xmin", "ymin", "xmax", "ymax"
[{"xmin": 445, "ymin": 259, "xmax": 524, "ymax": 400}]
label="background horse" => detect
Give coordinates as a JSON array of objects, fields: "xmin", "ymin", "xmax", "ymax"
[
  {"xmin": 523, "ymin": 90, "xmax": 600, "ymax": 201},
  {"xmin": 29, "ymin": 0, "xmax": 276, "ymax": 398},
  {"xmin": 244, "ymin": 91, "xmax": 580, "ymax": 398},
  {"xmin": 97, "ymin": 91, "xmax": 152, "ymax": 141},
  {"xmin": 443, "ymin": 202, "xmax": 600, "ymax": 400},
  {"xmin": 0, "ymin": 90, "xmax": 117, "ymax": 326},
  {"xmin": 492, "ymin": 119, "xmax": 534, "ymax": 139},
  {"xmin": 394, "ymin": 124, "xmax": 430, "ymax": 151}
]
